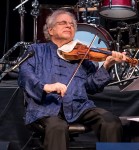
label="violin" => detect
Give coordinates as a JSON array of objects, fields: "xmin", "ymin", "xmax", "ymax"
[{"xmin": 59, "ymin": 43, "xmax": 138, "ymax": 67}]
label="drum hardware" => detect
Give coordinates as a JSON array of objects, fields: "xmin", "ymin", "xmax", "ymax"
[
  {"xmin": 77, "ymin": 7, "xmax": 98, "ymax": 12},
  {"xmin": 110, "ymin": 21, "xmax": 139, "ymax": 48},
  {"xmin": 110, "ymin": 25, "xmax": 126, "ymax": 51},
  {"xmin": 129, "ymin": 27, "xmax": 137, "ymax": 47},
  {"xmin": 81, "ymin": 12, "xmax": 100, "ymax": 24},
  {"xmin": 78, "ymin": 8, "xmax": 100, "ymax": 24},
  {"xmin": 78, "ymin": 0, "xmax": 100, "ymax": 8},
  {"xmin": 120, "ymin": 46, "xmax": 139, "ymax": 80},
  {"xmin": 110, "ymin": 22, "xmax": 139, "ymax": 84},
  {"xmin": 109, "ymin": 27, "xmax": 129, "ymax": 32},
  {"xmin": 75, "ymin": 0, "xmax": 100, "ymax": 23},
  {"xmin": 109, "ymin": 22, "xmax": 130, "ymax": 82},
  {"xmin": 80, "ymin": 7, "xmax": 88, "ymax": 23},
  {"xmin": 31, "ymin": 0, "xmax": 40, "ymax": 43},
  {"xmin": 113, "ymin": 56, "xmax": 139, "ymax": 85},
  {"xmin": 113, "ymin": 28, "xmax": 123, "ymax": 82}
]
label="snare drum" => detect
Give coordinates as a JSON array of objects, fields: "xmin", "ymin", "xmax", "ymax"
[
  {"xmin": 74, "ymin": 23, "xmax": 115, "ymax": 67},
  {"xmin": 99, "ymin": 0, "xmax": 137, "ymax": 20}
]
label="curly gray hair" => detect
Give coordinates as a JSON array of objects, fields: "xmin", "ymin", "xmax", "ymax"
[{"xmin": 43, "ymin": 9, "xmax": 77, "ymax": 40}]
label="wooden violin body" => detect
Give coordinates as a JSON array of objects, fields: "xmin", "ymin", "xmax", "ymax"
[
  {"xmin": 60, "ymin": 43, "xmax": 111, "ymax": 62},
  {"xmin": 59, "ymin": 43, "xmax": 139, "ymax": 67}
]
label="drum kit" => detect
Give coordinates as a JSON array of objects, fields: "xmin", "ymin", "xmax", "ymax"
[{"xmin": 0, "ymin": 0, "xmax": 139, "ymax": 86}]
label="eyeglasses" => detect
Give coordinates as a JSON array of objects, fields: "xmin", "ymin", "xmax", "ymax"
[{"xmin": 55, "ymin": 21, "xmax": 75, "ymax": 27}]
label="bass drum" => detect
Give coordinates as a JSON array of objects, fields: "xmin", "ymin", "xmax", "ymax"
[{"xmin": 74, "ymin": 23, "xmax": 115, "ymax": 67}]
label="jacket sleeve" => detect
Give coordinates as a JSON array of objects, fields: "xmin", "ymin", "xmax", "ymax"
[
  {"xmin": 84, "ymin": 61, "xmax": 112, "ymax": 94},
  {"xmin": 18, "ymin": 45, "xmax": 45, "ymax": 102}
]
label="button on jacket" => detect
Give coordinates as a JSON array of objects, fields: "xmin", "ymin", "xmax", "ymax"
[{"xmin": 18, "ymin": 42, "xmax": 112, "ymax": 125}]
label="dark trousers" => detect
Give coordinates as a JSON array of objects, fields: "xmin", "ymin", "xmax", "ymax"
[{"xmin": 37, "ymin": 107, "xmax": 123, "ymax": 150}]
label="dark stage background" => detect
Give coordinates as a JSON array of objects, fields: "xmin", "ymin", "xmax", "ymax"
[{"xmin": 0, "ymin": 0, "xmax": 139, "ymax": 59}]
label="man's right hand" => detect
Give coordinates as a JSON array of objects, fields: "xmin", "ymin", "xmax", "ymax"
[{"xmin": 43, "ymin": 82, "xmax": 67, "ymax": 97}]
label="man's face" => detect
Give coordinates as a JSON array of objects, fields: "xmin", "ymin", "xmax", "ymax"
[{"xmin": 48, "ymin": 14, "xmax": 76, "ymax": 44}]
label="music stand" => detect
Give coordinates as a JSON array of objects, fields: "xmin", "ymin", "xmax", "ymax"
[{"xmin": 121, "ymin": 77, "xmax": 139, "ymax": 92}]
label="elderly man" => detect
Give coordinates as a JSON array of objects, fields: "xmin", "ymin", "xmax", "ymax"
[{"xmin": 18, "ymin": 9, "xmax": 126, "ymax": 150}]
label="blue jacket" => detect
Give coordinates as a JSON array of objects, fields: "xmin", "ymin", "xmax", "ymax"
[{"xmin": 18, "ymin": 42, "xmax": 112, "ymax": 124}]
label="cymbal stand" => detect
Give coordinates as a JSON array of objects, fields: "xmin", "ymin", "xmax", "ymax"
[
  {"xmin": 10, "ymin": 0, "xmax": 31, "ymax": 59},
  {"xmin": 31, "ymin": 0, "xmax": 40, "ymax": 43},
  {"xmin": 18, "ymin": 0, "xmax": 27, "ymax": 56},
  {"xmin": 19, "ymin": 2, "xmax": 26, "ymax": 41}
]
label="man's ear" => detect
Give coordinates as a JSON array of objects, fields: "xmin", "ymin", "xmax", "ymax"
[{"xmin": 48, "ymin": 28, "xmax": 53, "ymax": 36}]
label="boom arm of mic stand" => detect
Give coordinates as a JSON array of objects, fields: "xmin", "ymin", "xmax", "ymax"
[
  {"xmin": 0, "ymin": 42, "xmax": 24, "ymax": 62},
  {"xmin": 0, "ymin": 50, "xmax": 34, "ymax": 82},
  {"xmin": 4, "ymin": 50, "xmax": 35, "ymax": 73}
]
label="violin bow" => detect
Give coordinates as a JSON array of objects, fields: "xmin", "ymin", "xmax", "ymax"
[{"xmin": 66, "ymin": 34, "xmax": 98, "ymax": 88}]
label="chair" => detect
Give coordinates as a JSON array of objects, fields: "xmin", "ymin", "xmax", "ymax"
[
  {"xmin": 25, "ymin": 121, "xmax": 95, "ymax": 150},
  {"xmin": 22, "ymin": 91, "xmax": 96, "ymax": 149}
]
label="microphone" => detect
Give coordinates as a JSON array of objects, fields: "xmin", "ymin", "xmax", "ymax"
[{"xmin": 4, "ymin": 50, "xmax": 35, "ymax": 73}]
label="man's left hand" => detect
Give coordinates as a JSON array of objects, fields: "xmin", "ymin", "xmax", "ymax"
[{"xmin": 103, "ymin": 51, "xmax": 127, "ymax": 70}]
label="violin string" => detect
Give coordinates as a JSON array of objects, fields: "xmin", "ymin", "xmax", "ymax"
[{"xmin": 66, "ymin": 34, "xmax": 98, "ymax": 88}]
